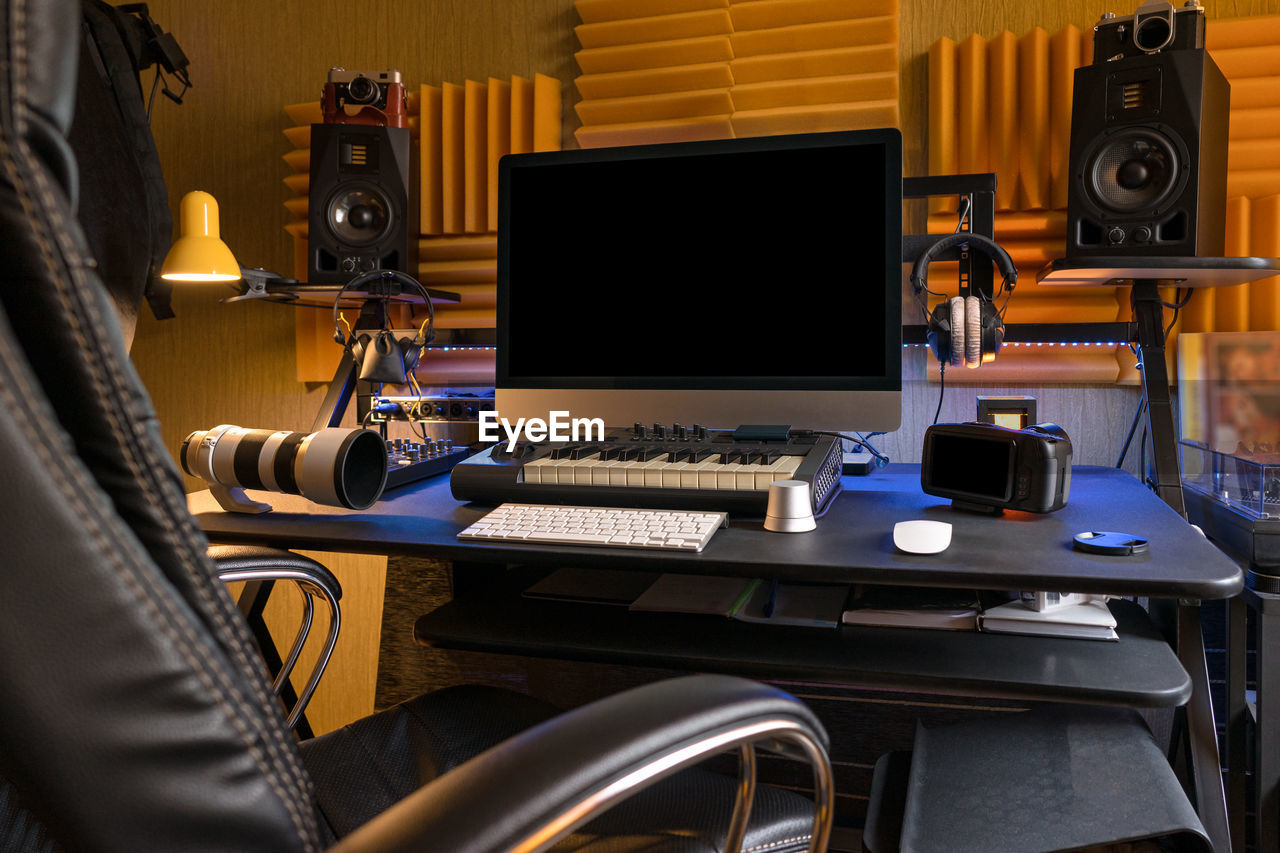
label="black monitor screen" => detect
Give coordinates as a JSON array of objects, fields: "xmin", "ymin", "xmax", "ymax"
[{"xmin": 497, "ymin": 130, "xmax": 901, "ymax": 393}]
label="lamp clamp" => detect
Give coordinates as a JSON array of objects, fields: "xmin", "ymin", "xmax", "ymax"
[{"xmin": 221, "ymin": 268, "xmax": 301, "ymax": 304}]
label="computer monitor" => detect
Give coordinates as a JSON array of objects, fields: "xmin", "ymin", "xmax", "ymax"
[{"xmin": 495, "ymin": 128, "xmax": 902, "ymax": 432}]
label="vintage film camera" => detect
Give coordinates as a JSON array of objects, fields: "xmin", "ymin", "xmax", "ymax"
[
  {"xmin": 321, "ymin": 67, "xmax": 407, "ymax": 128},
  {"xmin": 921, "ymin": 422, "xmax": 1073, "ymax": 514},
  {"xmin": 1092, "ymin": 0, "xmax": 1205, "ymax": 62}
]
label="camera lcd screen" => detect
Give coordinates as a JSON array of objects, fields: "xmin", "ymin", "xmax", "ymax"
[{"xmin": 929, "ymin": 434, "xmax": 1015, "ymax": 500}]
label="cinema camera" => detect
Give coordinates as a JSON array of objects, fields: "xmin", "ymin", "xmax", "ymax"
[
  {"xmin": 921, "ymin": 422, "xmax": 1073, "ymax": 514},
  {"xmin": 321, "ymin": 67, "xmax": 408, "ymax": 128}
]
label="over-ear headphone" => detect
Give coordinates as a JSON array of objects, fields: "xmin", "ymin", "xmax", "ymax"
[
  {"xmin": 331, "ymin": 270, "xmax": 435, "ymax": 384},
  {"xmin": 909, "ymin": 232, "xmax": 1017, "ymax": 368}
]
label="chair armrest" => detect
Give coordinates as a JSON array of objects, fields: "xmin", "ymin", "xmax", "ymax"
[
  {"xmin": 208, "ymin": 544, "xmax": 342, "ymax": 601},
  {"xmin": 209, "ymin": 545, "xmax": 342, "ymax": 730},
  {"xmin": 330, "ymin": 674, "xmax": 833, "ymax": 853}
]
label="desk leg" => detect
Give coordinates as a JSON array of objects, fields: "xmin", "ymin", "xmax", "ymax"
[
  {"xmin": 1259, "ymin": 595, "xmax": 1280, "ymax": 853},
  {"xmin": 1227, "ymin": 596, "xmax": 1247, "ymax": 852},
  {"xmin": 1180, "ymin": 602, "xmax": 1230, "ymax": 852}
]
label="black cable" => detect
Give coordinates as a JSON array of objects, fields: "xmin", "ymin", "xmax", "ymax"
[
  {"xmin": 1163, "ymin": 288, "xmax": 1192, "ymax": 341},
  {"xmin": 845, "ymin": 434, "xmax": 889, "ymax": 465},
  {"xmin": 1115, "ymin": 393, "xmax": 1147, "ymax": 469},
  {"xmin": 805, "ymin": 431, "xmax": 891, "ymax": 469},
  {"xmin": 856, "ymin": 431, "xmax": 889, "ymax": 465},
  {"xmin": 933, "ymin": 361, "xmax": 946, "ymax": 425},
  {"xmin": 1162, "ymin": 288, "xmax": 1194, "ymax": 310},
  {"xmin": 146, "ymin": 67, "xmax": 163, "ymax": 122},
  {"xmin": 1139, "ymin": 423, "xmax": 1149, "ymax": 488}
]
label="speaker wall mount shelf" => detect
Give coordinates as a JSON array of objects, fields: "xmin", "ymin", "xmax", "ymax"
[{"xmin": 1038, "ymin": 255, "xmax": 1280, "ymax": 518}]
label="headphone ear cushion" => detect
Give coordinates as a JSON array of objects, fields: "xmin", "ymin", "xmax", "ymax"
[
  {"xmin": 987, "ymin": 306, "xmax": 1004, "ymax": 362},
  {"xmin": 948, "ymin": 297, "xmax": 965, "ymax": 369},
  {"xmin": 349, "ymin": 333, "xmax": 370, "ymax": 366},
  {"xmin": 964, "ymin": 295, "xmax": 982, "ymax": 368},
  {"xmin": 398, "ymin": 336, "xmax": 422, "ymax": 372},
  {"xmin": 927, "ymin": 301, "xmax": 951, "ymax": 364}
]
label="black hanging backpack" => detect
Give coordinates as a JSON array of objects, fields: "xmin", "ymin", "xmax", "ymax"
[{"xmin": 69, "ymin": 0, "xmax": 190, "ymax": 332}]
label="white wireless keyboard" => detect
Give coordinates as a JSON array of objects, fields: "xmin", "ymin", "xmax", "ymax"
[{"xmin": 457, "ymin": 503, "xmax": 729, "ymax": 552}]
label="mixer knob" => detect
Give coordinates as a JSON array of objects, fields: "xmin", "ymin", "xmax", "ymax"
[{"xmin": 653, "ymin": 423, "xmax": 666, "ymax": 440}]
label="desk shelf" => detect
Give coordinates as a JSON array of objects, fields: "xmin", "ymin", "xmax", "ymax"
[{"xmin": 415, "ymin": 575, "xmax": 1191, "ymax": 708}]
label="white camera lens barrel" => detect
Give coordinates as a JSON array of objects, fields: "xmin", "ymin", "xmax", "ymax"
[{"xmin": 181, "ymin": 425, "xmax": 388, "ymax": 510}]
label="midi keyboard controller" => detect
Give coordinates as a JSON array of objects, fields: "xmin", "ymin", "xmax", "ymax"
[{"xmin": 449, "ymin": 424, "xmax": 843, "ymax": 516}]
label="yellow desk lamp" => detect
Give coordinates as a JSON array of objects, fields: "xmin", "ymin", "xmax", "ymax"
[
  {"xmin": 160, "ymin": 190, "xmax": 240, "ymax": 282},
  {"xmin": 160, "ymin": 190, "xmax": 302, "ymax": 301}
]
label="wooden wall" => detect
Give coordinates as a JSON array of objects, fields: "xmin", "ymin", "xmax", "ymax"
[
  {"xmin": 129, "ymin": 0, "xmax": 1280, "ymax": 734},
  {"xmin": 133, "ymin": 0, "xmax": 1280, "ymax": 480}
]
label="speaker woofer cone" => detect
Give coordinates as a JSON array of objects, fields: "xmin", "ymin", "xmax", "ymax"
[
  {"xmin": 1086, "ymin": 129, "xmax": 1180, "ymax": 214},
  {"xmin": 326, "ymin": 185, "xmax": 392, "ymax": 247}
]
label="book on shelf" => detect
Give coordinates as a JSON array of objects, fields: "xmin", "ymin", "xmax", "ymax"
[
  {"xmin": 522, "ymin": 567, "xmax": 661, "ymax": 605},
  {"xmin": 732, "ymin": 581, "xmax": 849, "ymax": 628},
  {"xmin": 978, "ymin": 598, "xmax": 1118, "ymax": 641},
  {"xmin": 627, "ymin": 574, "xmax": 759, "ymax": 616},
  {"xmin": 840, "ymin": 585, "xmax": 989, "ymax": 631}
]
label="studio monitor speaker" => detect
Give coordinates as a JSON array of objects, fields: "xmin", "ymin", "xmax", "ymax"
[
  {"xmin": 308, "ymin": 123, "xmax": 416, "ymax": 284},
  {"xmin": 1066, "ymin": 47, "xmax": 1229, "ymax": 257}
]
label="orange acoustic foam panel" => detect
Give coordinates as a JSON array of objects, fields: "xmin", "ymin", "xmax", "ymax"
[
  {"xmin": 927, "ymin": 14, "xmax": 1280, "ymax": 383},
  {"xmin": 572, "ymin": 0, "xmax": 899, "ymax": 148},
  {"xmin": 282, "ymin": 74, "xmax": 560, "ymax": 381}
]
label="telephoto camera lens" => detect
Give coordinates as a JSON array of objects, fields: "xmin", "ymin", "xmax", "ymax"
[{"xmin": 181, "ymin": 425, "xmax": 388, "ymax": 511}]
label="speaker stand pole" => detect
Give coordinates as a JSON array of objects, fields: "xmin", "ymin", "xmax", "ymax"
[
  {"xmin": 1130, "ymin": 279, "xmax": 1185, "ymax": 518},
  {"xmin": 311, "ymin": 299, "xmax": 388, "ymax": 433}
]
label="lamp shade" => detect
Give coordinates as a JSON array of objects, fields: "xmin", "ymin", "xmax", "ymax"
[{"xmin": 160, "ymin": 191, "xmax": 241, "ymax": 282}]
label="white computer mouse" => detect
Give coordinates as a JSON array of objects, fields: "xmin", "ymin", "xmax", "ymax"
[{"xmin": 893, "ymin": 519, "xmax": 953, "ymax": 554}]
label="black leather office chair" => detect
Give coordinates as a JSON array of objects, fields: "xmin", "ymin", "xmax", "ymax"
[{"xmin": 0, "ymin": 1, "xmax": 832, "ymax": 850}]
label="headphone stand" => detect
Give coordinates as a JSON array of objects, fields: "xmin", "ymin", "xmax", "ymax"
[{"xmin": 312, "ymin": 298, "xmax": 389, "ymax": 433}]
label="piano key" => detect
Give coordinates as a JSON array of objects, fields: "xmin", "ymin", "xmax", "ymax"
[
  {"xmin": 716, "ymin": 462, "xmax": 743, "ymax": 489},
  {"xmin": 522, "ymin": 457, "xmax": 553, "ymax": 484}
]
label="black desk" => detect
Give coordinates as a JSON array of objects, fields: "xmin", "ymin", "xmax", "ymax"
[
  {"xmin": 191, "ymin": 465, "xmax": 1239, "ymax": 598},
  {"xmin": 189, "ymin": 464, "xmax": 1244, "ymax": 848}
]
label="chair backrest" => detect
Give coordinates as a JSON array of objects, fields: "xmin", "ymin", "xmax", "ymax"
[{"xmin": 0, "ymin": 1, "xmax": 321, "ymax": 849}]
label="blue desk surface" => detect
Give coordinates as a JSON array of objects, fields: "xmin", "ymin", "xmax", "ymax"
[{"xmin": 189, "ymin": 464, "xmax": 1243, "ymax": 600}]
